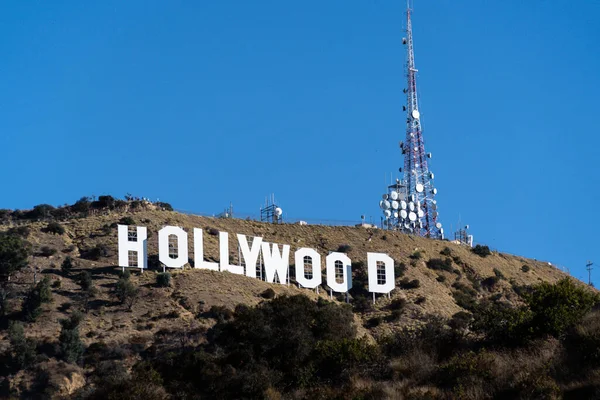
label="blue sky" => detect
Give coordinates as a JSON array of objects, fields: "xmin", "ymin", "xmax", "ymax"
[{"xmin": 1, "ymin": 1, "xmax": 598, "ymax": 283}]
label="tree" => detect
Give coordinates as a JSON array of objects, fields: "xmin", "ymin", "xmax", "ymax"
[
  {"xmin": 525, "ymin": 278, "xmax": 599, "ymax": 338},
  {"xmin": 77, "ymin": 271, "xmax": 93, "ymax": 291},
  {"xmin": 43, "ymin": 222, "xmax": 65, "ymax": 235},
  {"xmin": 115, "ymin": 276, "xmax": 139, "ymax": 310},
  {"xmin": 0, "ymin": 233, "xmax": 30, "ymax": 280},
  {"xmin": 22, "ymin": 276, "xmax": 52, "ymax": 321},
  {"xmin": 59, "ymin": 312, "xmax": 84, "ymax": 364},
  {"xmin": 61, "ymin": 256, "xmax": 74, "ymax": 274},
  {"xmin": 8, "ymin": 321, "xmax": 36, "ymax": 369}
]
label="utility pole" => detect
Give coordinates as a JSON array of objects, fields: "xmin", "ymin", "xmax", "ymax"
[{"xmin": 586, "ymin": 261, "xmax": 594, "ymax": 286}]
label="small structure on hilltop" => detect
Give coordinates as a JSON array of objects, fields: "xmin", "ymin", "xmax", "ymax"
[{"xmin": 260, "ymin": 194, "xmax": 283, "ymax": 224}]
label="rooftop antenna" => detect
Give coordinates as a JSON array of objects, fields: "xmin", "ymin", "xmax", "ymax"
[
  {"xmin": 377, "ymin": 0, "xmax": 443, "ymax": 239},
  {"xmin": 586, "ymin": 261, "xmax": 594, "ymax": 286}
]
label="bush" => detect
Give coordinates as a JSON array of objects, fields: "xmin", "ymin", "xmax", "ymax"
[
  {"xmin": 481, "ymin": 276, "xmax": 500, "ymax": 290},
  {"xmin": 394, "ymin": 262, "xmax": 407, "ymax": 278},
  {"xmin": 440, "ymin": 247, "xmax": 452, "ymax": 256},
  {"xmin": 22, "ymin": 277, "xmax": 53, "ymax": 321},
  {"xmin": 43, "ymin": 221, "xmax": 65, "ymax": 235},
  {"xmin": 415, "ymin": 296, "xmax": 426, "ymax": 305},
  {"xmin": 366, "ymin": 316, "xmax": 382, "ymax": 328},
  {"xmin": 449, "ymin": 311, "xmax": 472, "ymax": 331},
  {"xmin": 399, "ymin": 278, "xmax": 420, "ymax": 289},
  {"xmin": 114, "ymin": 276, "xmax": 139, "ymax": 311},
  {"xmin": 260, "ymin": 288, "xmax": 276, "ymax": 299},
  {"xmin": 207, "ymin": 305, "xmax": 234, "ymax": 322},
  {"xmin": 436, "ymin": 275, "xmax": 447, "ymax": 283},
  {"xmin": 77, "ymin": 271, "xmax": 93, "ymax": 291},
  {"xmin": 352, "ymin": 296, "xmax": 372, "ymax": 313},
  {"xmin": 410, "ymin": 251, "xmax": 423, "ymax": 260},
  {"xmin": 81, "ymin": 244, "xmax": 109, "ymax": 260},
  {"xmin": 59, "ymin": 312, "xmax": 84, "ymax": 364},
  {"xmin": 156, "ymin": 202, "xmax": 173, "ymax": 211},
  {"xmin": 386, "ymin": 309, "xmax": 403, "ymax": 322},
  {"xmin": 337, "ymin": 244, "xmax": 352, "ymax": 253},
  {"xmin": 0, "ymin": 233, "xmax": 30, "ymax": 279},
  {"xmin": 472, "ymin": 244, "xmax": 491, "ymax": 257},
  {"xmin": 493, "ymin": 268, "xmax": 505, "ymax": 279},
  {"xmin": 8, "ymin": 321, "xmax": 37, "ymax": 369},
  {"xmin": 156, "ymin": 272, "xmax": 171, "ymax": 288},
  {"xmin": 426, "ymin": 258, "xmax": 453, "ymax": 272},
  {"xmin": 452, "ymin": 290, "xmax": 477, "ymax": 311},
  {"xmin": 61, "ymin": 256, "xmax": 73, "ymax": 274},
  {"xmin": 118, "ymin": 216, "xmax": 135, "ymax": 225},
  {"xmin": 39, "ymin": 246, "xmax": 57, "ymax": 257},
  {"xmin": 207, "ymin": 228, "xmax": 219, "ymax": 236},
  {"xmin": 525, "ymin": 278, "xmax": 599, "ymax": 338},
  {"xmin": 389, "ymin": 298, "xmax": 407, "ymax": 311},
  {"xmin": 521, "ymin": 265, "xmax": 530, "ymax": 273}
]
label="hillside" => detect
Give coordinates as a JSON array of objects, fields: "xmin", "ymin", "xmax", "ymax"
[{"xmin": 0, "ymin": 204, "xmax": 589, "ymax": 399}]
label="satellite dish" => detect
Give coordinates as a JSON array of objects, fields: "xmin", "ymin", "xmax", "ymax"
[
  {"xmin": 417, "ymin": 209, "xmax": 424, "ymax": 218},
  {"xmin": 410, "ymin": 194, "xmax": 416, "ymax": 202},
  {"xmin": 429, "ymin": 172, "xmax": 434, "ymax": 179},
  {"xmin": 400, "ymin": 209, "xmax": 408, "ymax": 219},
  {"xmin": 436, "ymin": 222, "xmax": 442, "ymax": 229},
  {"xmin": 465, "ymin": 225, "xmax": 470, "ymax": 229},
  {"xmin": 440, "ymin": 228, "xmax": 444, "ymax": 235},
  {"xmin": 431, "ymin": 203, "xmax": 437, "ymax": 210},
  {"xmin": 393, "ymin": 211, "xmax": 398, "ymax": 218},
  {"xmin": 275, "ymin": 207, "xmax": 283, "ymax": 216},
  {"xmin": 400, "ymin": 200, "xmax": 407, "ymax": 209},
  {"xmin": 412, "ymin": 110, "xmax": 420, "ymax": 119},
  {"xmin": 411, "ymin": 169, "xmax": 417, "ymax": 175},
  {"xmin": 408, "ymin": 202, "xmax": 415, "ymax": 211},
  {"xmin": 404, "ymin": 222, "xmax": 410, "ymax": 229},
  {"xmin": 416, "ymin": 183, "xmax": 424, "ymax": 193},
  {"xmin": 383, "ymin": 194, "xmax": 389, "ymax": 200},
  {"xmin": 427, "ymin": 152, "xmax": 432, "ymax": 158},
  {"xmin": 390, "ymin": 191, "xmax": 399, "ymax": 200},
  {"xmin": 432, "ymin": 211, "xmax": 439, "ymax": 218},
  {"xmin": 384, "ymin": 200, "xmax": 390, "ymax": 209},
  {"xmin": 379, "ymin": 200, "xmax": 384, "ymax": 209},
  {"xmin": 391, "ymin": 201, "xmax": 399, "ymax": 210},
  {"xmin": 398, "ymin": 168, "xmax": 402, "ymax": 172},
  {"xmin": 384, "ymin": 210, "xmax": 392, "ymax": 218},
  {"xmin": 432, "ymin": 188, "xmax": 438, "ymax": 195},
  {"xmin": 414, "ymin": 147, "xmax": 418, "ymax": 152},
  {"xmin": 409, "ymin": 212, "xmax": 417, "ymax": 221}
]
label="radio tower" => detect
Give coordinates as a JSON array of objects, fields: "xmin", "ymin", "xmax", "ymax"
[{"xmin": 379, "ymin": 1, "xmax": 443, "ymax": 239}]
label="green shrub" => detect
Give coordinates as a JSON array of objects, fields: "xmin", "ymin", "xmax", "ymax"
[
  {"xmin": 22, "ymin": 277, "xmax": 53, "ymax": 321},
  {"xmin": 59, "ymin": 312, "xmax": 84, "ymax": 364},
  {"xmin": 481, "ymin": 276, "xmax": 500, "ymax": 290},
  {"xmin": 399, "ymin": 278, "xmax": 420, "ymax": 289},
  {"xmin": 118, "ymin": 216, "xmax": 135, "ymax": 225},
  {"xmin": 337, "ymin": 244, "xmax": 352, "ymax": 253},
  {"xmin": 0, "ymin": 233, "xmax": 30, "ymax": 279},
  {"xmin": 8, "ymin": 321, "xmax": 36, "ymax": 369},
  {"xmin": 472, "ymin": 245, "xmax": 491, "ymax": 257},
  {"xmin": 39, "ymin": 246, "xmax": 57, "ymax": 257},
  {"xmin": 440, "ymin": 247, "xmax": 452, "ymax": 256},
  {"xmin": 61, "ymin": 256, "xmax": 73, "ymax": 274},
  {"xmin": 525, "ymin": 278, "xmax": 599, "ymax": 338},
  {"xmin": 260, "ymin": 288, "xmax": 276, "ymax": 299},
  {"xmin": 208, "ymin": 305, "xmax": 234, "ymax": 321},
  {"xmin": 426, "ymin": 258, "xmax": 453, "ymax": 272},
  {"xmin": 452, "ymin": 290, "xmax": 477, "ymax": 311},
  {"xmin": 410, "ymin": 251, "xmax": 423, "ymax": 260},
  {"xmin": 385, "ymin": 309, "xmax": 403, "ymax": 322},
  {"xmin": 415, "ymin": 296, "xmax": 426, "ymax": 305},
  {"xmin": 366, "ymin": 316, "xmax": 382, "ymax": 328},
  {"xmin": 115, "ymin": 275, "xmax": 138, "ymax": 310},
  {"xmin": 471, "ymin": 302, "xmax": 532, "ymax": 346},
  {"xmin": 156, "ymin": 272, "xmax": 171, "ymax": 288},
  {"xmin": 156, "ymin": 202, "xmax": 174, "ymax": 211},
  {"xmin": 394, "ymin": 262, "xmax": 407, "ymax": 278},
  {"xmin": 449, "ymin": 311, "xmax": 472, "ymax": 331},
  {"xmin": 352, "ymin": 296, "xmax": 372, "ymax": 313},
  {"xmin": 43, "ymin": 221, "xmax": 65, "ymax": 235},
  {"xmin": 493, "ymin": 268, "xmax": 505, "ymax": 279},
  {"xmin": 77, "ymin": 271, "xmax": 93, "ymax": 291},
  {"xmin": 521, "ymin": 265, "xmax": 530, "ymax": 273},
  {"xmin": 389, "ymin": 298, "xmax": 407, "ymax": 311},
  {"xmin": 436, "ymin": 275, "xmax": 447, "ymax": 283},
  {"xmin": 81, "ymin": 244, "xmax": 109, "ymax": 260}
]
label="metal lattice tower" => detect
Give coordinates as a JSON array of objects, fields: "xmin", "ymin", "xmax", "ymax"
[{"xmin": 379, "ymin": 2, "xmax": 443, "ymax": 239}]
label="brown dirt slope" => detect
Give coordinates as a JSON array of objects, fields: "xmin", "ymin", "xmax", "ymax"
[{"xmin": 0, "ymin": 209, "xmax": 569, "ymax": 348}]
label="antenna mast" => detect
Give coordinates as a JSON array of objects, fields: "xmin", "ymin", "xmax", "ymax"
[
  {"xmin": 378, "ymin": 2, "xmax": 443, "ymax": 239},
  {"xmin": 587, "ymin": 261, "xmax": 594, "ymax": 286}
]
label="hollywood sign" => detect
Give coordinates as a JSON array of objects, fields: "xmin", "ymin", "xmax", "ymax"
[{"xmin": 118, "ymin": 225, "xmax": 396, "ymax": 294}]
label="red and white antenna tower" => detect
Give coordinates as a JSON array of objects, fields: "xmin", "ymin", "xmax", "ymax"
[{"xmin": 379, "ymin": 1, "xmax": 443, "ymax": 239}]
